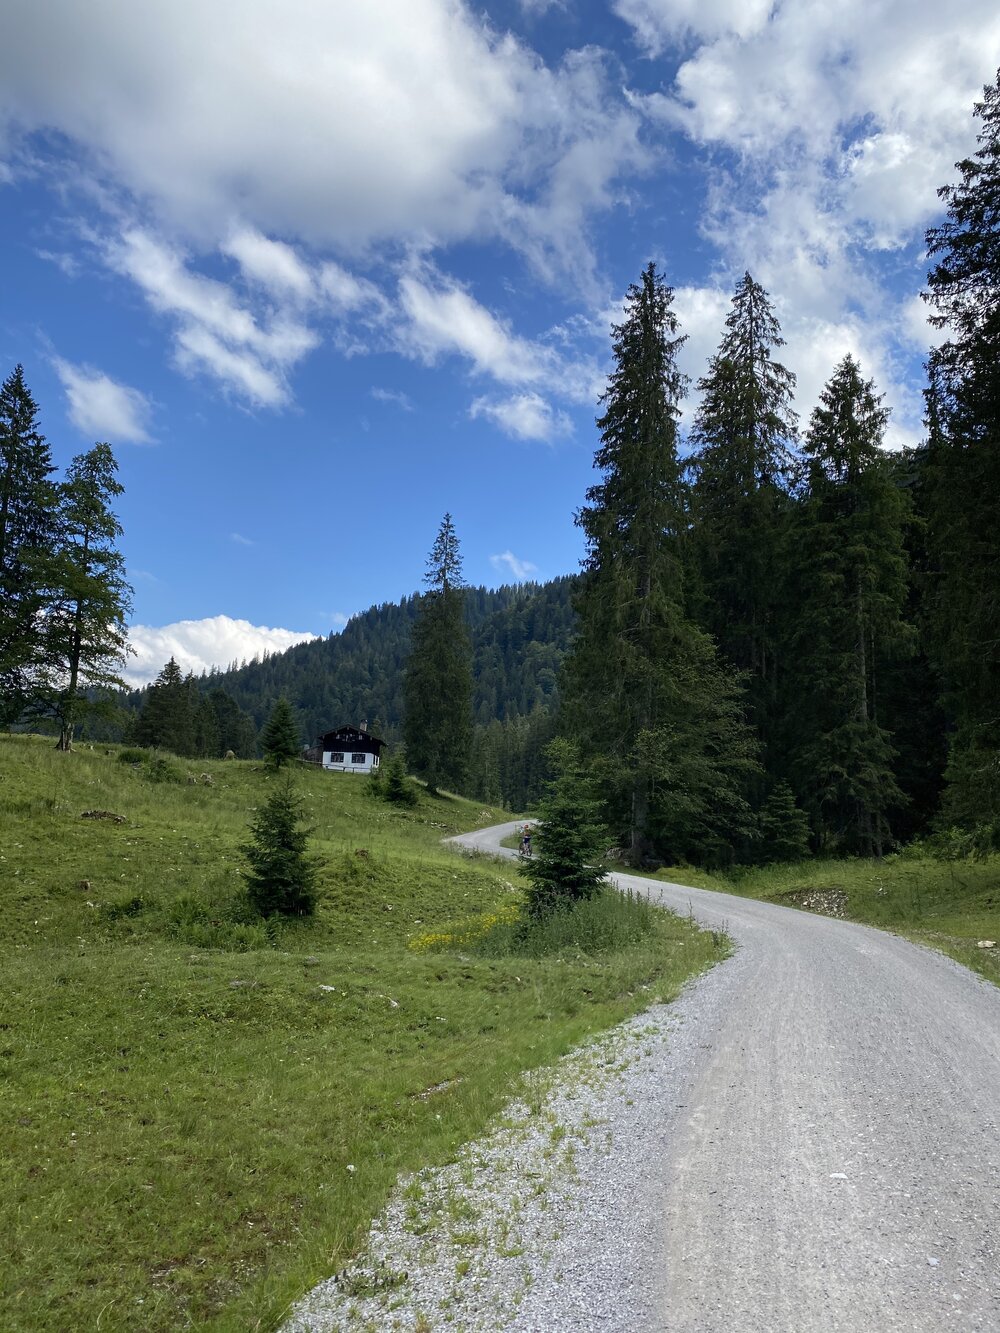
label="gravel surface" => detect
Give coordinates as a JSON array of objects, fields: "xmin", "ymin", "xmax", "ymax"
[{"xmin": 285, "ymin": 824, "xmax": 1000, "ymax": 1333}]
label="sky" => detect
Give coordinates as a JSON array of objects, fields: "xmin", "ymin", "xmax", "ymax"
[{"xmin": 1, "ymin": 0, "xmax": 997, "ymax": 685}]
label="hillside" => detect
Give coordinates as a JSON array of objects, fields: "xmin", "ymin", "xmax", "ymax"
[
  {"xmin": 127, "ymin": 576, "xmax": 579, "ymax": 746},
  {"xmin": 1, "ymin": 734, "xmax": 723, "ymax": 1331}
]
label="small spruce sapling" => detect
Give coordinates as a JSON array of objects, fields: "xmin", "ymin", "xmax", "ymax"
[
  {"xmin": 242, "ymin": 777, "xmax": 317, "ymax": 916},
  {"xmin": 384, "ymin": 750, "xmax": 418, "ymax": 806},
  {"xmin": 523, "ymin": 739, "xmax": 608, "ymax": 918}
]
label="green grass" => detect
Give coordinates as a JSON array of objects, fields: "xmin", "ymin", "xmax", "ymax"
[
  {"xmin": 0, "ymin": 735, "xmax": 725, "ymax": 1331},
  {"xmin": 648, "ymin": 851, "xmax": 1000, "ymax": 987}
]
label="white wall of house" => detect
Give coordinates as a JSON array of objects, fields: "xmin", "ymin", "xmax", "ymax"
[{"xmin": 322, "ymin": 749, "xmax": 380, "ymax": 774}]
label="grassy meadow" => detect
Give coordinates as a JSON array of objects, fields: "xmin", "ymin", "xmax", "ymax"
[
  {"xmin": 0, "ymin": 734, "xmax": 725, "ymax": 1332},
  {"xmin": 650, "ymin": 852, "xmax": 1000, "ymax": 987}
]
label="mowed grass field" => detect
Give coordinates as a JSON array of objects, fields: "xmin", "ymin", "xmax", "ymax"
[
  {"xmin": 0, "ymin": 735, "xmax": 725, "ymax": 1331},
  {"xmin": 650, "ymin": 851, "xmax": 1000, "ymax": 987}
]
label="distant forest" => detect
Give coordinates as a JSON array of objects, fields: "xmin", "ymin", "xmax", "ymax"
[{"xmin": 112, "ymin": 576, "xmax": 578, "ymax": 810}]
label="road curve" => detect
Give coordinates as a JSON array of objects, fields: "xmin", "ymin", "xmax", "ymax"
[{"xmin": 451, "ymin": 823, "xmax": 1000, "ymax": 1331}]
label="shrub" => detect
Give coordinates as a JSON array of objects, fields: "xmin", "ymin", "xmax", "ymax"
[
  {"xmin": 145, "ymin": 754, "xmax": 185, "ymax": 784},
  {"xmin": 117, "ymin": 748, "xmax": 147, "ymax": 765}
]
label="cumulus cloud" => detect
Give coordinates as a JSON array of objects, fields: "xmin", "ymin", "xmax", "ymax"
[
  {"xmin": 627, "ymin": 0, "xmax": 1000, "ymax": 437},
  {"xmin": 470, "ymin": 391, "xmax": 572, "ymax": 442},
  {"xmin": 53, "ymin": 357, "xmax": 153, "ymax": 443},
  {"xmin": 126, "ymin": 615, "xmax": 319, "ymax": 686},
  {"xmin": 0, "ymin": 0, "xmax": 644, "ymax": 277},
  {"xmin": 490, "ymin": 550, "xmax": 539, "ymax": 580}
]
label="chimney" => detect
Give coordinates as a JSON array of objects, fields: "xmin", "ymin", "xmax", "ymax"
[{"xmin": 359, "ymin": 720, "xmax": 367, "ymax": 733}]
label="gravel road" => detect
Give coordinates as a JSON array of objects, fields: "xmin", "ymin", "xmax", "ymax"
[{"xmin": 288, "ymin": 823, "xmax": 1000, "ymax": 1332}]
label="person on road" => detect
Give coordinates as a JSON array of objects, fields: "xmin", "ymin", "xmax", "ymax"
[{"xmin": 520, "ymin": 823, "xmax": 533, "ymax": 856}]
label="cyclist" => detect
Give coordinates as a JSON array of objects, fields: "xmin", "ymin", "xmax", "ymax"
[{"xmin": 520, "ymin": 823, "xmax": 533, "ymax": 856}]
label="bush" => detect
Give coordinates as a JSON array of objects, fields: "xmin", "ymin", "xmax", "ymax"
[
  {"xmin": 145, "ymin": 754, "xmax": 185, "ymax": 784},
  {"xmin": 117, "ymin": 748, "xmax": 147, "ymax": 765}
]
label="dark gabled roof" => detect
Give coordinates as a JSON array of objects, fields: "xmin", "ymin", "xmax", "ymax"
[{"xmin": 320, "ymin": 725, "xmax": 384, "ymax": 753}]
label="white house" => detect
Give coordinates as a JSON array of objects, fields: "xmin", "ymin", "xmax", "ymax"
[{"xmin": 319, "ymin": 723, "xmax": 384, "ymax": 774}]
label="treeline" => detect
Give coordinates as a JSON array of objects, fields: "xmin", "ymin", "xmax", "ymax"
[
  {"xmin": 405, "ymin": 73, "xmax": 1000, "ymax": 865},
  {"xmin": 550, "ymin": 72, "xmax": 1000, "ymax": 865},
  {"xmin": 0, "ymin": 368, "xmax": 132, "ymax": 750},
  {"xmin": 116, "ymin": 576, "xmax": 576, "ymax": 801}
]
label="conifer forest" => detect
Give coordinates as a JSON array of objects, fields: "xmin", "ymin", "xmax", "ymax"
[{"xmin": 3, "ymin": 73, "xmax": 999, "ymax": 869}]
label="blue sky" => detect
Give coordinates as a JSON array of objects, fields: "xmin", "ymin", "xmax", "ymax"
[{"xmin": 1, "ymin": 0, "xmax": 997, "ymax": 683}]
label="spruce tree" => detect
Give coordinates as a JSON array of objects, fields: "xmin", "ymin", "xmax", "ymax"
[
  {"xmin": 563, "ymin": 262, "xmax": 759, "ymax": 865},
  {"xmin": 41, "ymin": 443, "xmax": 133, "ymax": 750},
  {"xmin": 522, "ymin": 739, "xmax": 607, "ymax": 918},
  {"xmin": 757, "ymin": 781, "xmax": 811, "ymax": 863},
  {"xmin": 242, "ymin": 777, "xmax": 317, "ymax": 916},
  {"xmin": 402, "ymin": 514, "xmax": 473, "ymax": 795},
  {"xmin": 260, "ymin": 695, "xmax": 302, "ymax": 768},
  {"xmin": 688, "ymin": 273, "xmax": 797, "ymax": 762},
  {"xmin": 0, "ymin": 365, "xmax": 59, "ymax": 723},
  {"xmin": 784, "ymin": 356, "xmax": 911, "ymax": 855},
  {"xmin": 921, "ymin": 69, "xmax": 1000, "ymax": 832},
  {"xmin": 134, "ymin": 658, "xmax": 197, "ymax": 754}
]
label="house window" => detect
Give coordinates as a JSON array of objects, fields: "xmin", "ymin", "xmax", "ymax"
[
  {"xmin": 351, "ymin": 752, "xmax": 366, "ymax": 765},
  {"xmin": 331, "ymin": 751, "xmax": 344, "ymax": 763}
]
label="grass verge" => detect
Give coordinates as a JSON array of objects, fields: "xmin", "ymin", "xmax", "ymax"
[
  {"xmin": 1, "ymin": 735, "xmax": 724, "ymax": 1331},
  {"xmin": 648, "ymin": 852, "xmax": 1000, "ymax": 987}
]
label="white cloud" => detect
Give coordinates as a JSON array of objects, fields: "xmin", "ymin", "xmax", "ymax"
[
  {"xmin": 109, "ymin": 228, "xmax": 318, "ymax": 405},
  {"xmin": 53, "ymin": 357, "xmax": 153, "ymax": 443},
  {"xmin": 230, "ymin": 532, "xmax": 254, "ymax": 546},
  {"xmin": 36, "ymin": 248, "xmax": 79, "ymax": 277},
  {"xmin": 370, "ymin": 386, "xmax": 414, "ymax": 412},
  {"xmin": 0, "ymin": 0, "xmax": 643, "ymax": 278},
  {"xmin": 614, "ymin": 0, "xmax": 773, "ymax": 52},
  {"xmin": 627, "ymin": 2, "xmax": 1000, "ymax": 440},
  {"xmin": 126, "ymin": 615, "xmax": 319, "ymax": 686},
  {"xmin": 222, "ymin": 228, "xmax": 314, "ymax": 301},
  {"xmin": 470, "ymin": 391, "xmax": 572, "ymax": 442},
  {"xmin": 490, "ymin": 550, "xmax": 539, "ymax": 580},
  {"xmin": 398, "ymin": 268, "xmax": 557, "ymax": 386}
]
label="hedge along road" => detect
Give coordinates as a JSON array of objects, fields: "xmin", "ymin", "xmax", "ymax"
[{"xmin": 452, "ymin": 822, "xmax": 1000, "ymax": 1332}]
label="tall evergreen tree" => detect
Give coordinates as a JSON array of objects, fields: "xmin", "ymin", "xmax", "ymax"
[
  {"xmin": 261, "ymin": 695, "xmax": 302, "ymax": 768},
  {"xmin": 0, "ymin": 365, "xmax": 59, "ymax": 723},
  {"xmin": 688, "ymin": 273, "xmax": 797, "ymax": 761},
  {"xmin": 41, "ymin": 443, "xmax": 133, "ymax": 750},
  {"xmin": 784, "ymin": 356, "xmax": 911, "ymax": 855},
  {"xmin": 134, "ymin": 658, "xmax": 197, "ymax": 754},
  {"xmin": 402, "ymin": 513, "xmax": 473, "ymax": 794},
  {"xmin": 921, "ymin": 69, "xmax": 1000, "ymax": 832},
  {"xmin": 563, "ymin": 262, "xmax": 759, "ymax": 865}
]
